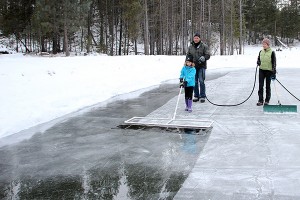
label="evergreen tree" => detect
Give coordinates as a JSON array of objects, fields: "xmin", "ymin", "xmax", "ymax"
[
  {"xmin": 279, "ymin": 5, "xmax": 300, "ymax": 41},
  {"xmin": 0, "ymin": 0, "xmax": 35, "ymax": 36},
  {"xmin": 121, "ymin": 0, "xmax": 142, "ymax": 55},
  {"xmin": 1, "ymin": 0, "xmax": 299, "ymax": 55},
  {"xmin": 244, "ymin": 0, "xmax": 278, "ymax": 44},
  {"xmin": 0, "ymin": 0, "xmax": 35, "ymax": 52},
  {"xmin": 31, "ymin": 0, "xmax": 91, "ymax": 54}
]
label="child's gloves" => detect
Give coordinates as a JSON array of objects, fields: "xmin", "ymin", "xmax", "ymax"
[
  {"xmin": 179, "ymin": 78, "xmax": 186, "ymax": 87},
  {"xmin": 179, "ymin": 78, "xmax": 184, "ymax": 88}
]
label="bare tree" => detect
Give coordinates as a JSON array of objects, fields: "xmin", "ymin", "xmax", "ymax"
[
  {"xmin": 239, "ymin": 0, "xmax": 243, "ymax": 54},
  {"xmin": 220, "ymin": 0, "xmax": 225, "ymax": 55},
  {"xmin": 143, "ymin": 0, "xmax": 150, "ymax": 55}
]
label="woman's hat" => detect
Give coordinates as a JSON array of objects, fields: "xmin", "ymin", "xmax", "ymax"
[{"xmin": 262, "ymin": 38, "xmax": 271, "ymax": 46}]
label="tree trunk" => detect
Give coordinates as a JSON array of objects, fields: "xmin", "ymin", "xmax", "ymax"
[
  {"xmin": 87, "ymin": 3, "xmax": 92, "ymax": 54},
  {"xmin": 41, "ymin": 36, "xmax": 46, "ymax": 52},
  {"xmin": 53, "ymin": 34, "xmax": 58, "ymax": 54},
  {"xmin": 64, "ymin": 22, "xmax": 70, "ymax": 56},
  {"xmin": 230, "ymin": 0, "xmax": 233, "ymax": 55},
  {"xmin": 81, "ymin": 28, "xmax": 84, "ymax": 52},
  {"xmin": 220, "ymin": 0, "xmax": 225, "ymax": 55},
  {"xmin": 239, "ymin": 0, "xmax": 243, "ymax": 54},
  {"xmin": 190, "ymin": 0, "xmax": 193, "ymax": 39},
  {"xmin": 207, "ymin": 0, "xmax": 212, "ymax": 47},
  {"xmin": 87, "ymin": 33, "xmax": 92, "ymax": 54},
  {"xmin": 15, "ymin": 33, "xmax": 30, "ymax": 53},
  {"xmin": 181, "ymin": 0, "xmax": 184, "ymax": 55},
  {"xmin": 119, "ymin": 18, "xmax": 123, "ymax": 55},
  {"xmin": 144, "ymin": 0, "xmax": 149, "ymax": 55},
  {"xmin": 134, "ymin": 39, "xmax": 137, "ymax": 55}
]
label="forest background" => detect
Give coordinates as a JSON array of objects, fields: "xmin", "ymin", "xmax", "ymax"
[{"xmin": 0, "ymin": 0, "xmax": 299, "ymax": 56}]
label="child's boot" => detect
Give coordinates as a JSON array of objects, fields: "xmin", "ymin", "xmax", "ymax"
[
  {"xmin": 185, "ymin": 99, "xmax": 188, "ymax": 111},
  {"xmin": 188, "ymin": 99, "xmax": 193, "ymax": 112}
]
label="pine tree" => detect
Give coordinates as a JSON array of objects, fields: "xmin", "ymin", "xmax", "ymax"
[{"xmin": 0, "ymin": 0, "xmax": 35, "ymax": 52}]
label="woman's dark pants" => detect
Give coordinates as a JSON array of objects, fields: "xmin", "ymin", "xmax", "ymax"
[{"xmin": 258, "ymin": 69, "xmax": 272, "ymax": 103}]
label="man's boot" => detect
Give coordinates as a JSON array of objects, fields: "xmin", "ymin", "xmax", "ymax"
[{"xmin": 193, "ymin": 97, "xmax": 199, "ymax": 102}]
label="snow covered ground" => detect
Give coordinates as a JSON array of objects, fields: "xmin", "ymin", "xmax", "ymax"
[{"xmin": 0, "ymin": 44, "xmax": 299, "ymax": 139}]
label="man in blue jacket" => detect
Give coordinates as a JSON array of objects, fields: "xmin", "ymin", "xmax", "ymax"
[{"xmin": 186, "ymin": 33, "xmax": 210, "ymax": 103}]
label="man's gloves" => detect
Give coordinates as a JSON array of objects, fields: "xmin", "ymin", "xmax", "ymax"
[
  {"xmin": 257, "ymin": 60, "xmax": 261, "ymax": 66},
  {"xmin": 179, "ymin": 78, "xmax": 187, "ymax": 88},
  {"xmin": 198, "ymin": 56, "xmax": 206, "ymax": 64}
]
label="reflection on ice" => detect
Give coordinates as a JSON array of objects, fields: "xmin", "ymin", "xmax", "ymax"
[{"xmin": 0, "ymin": 129, "xmax": 211, "ymax": 199}]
